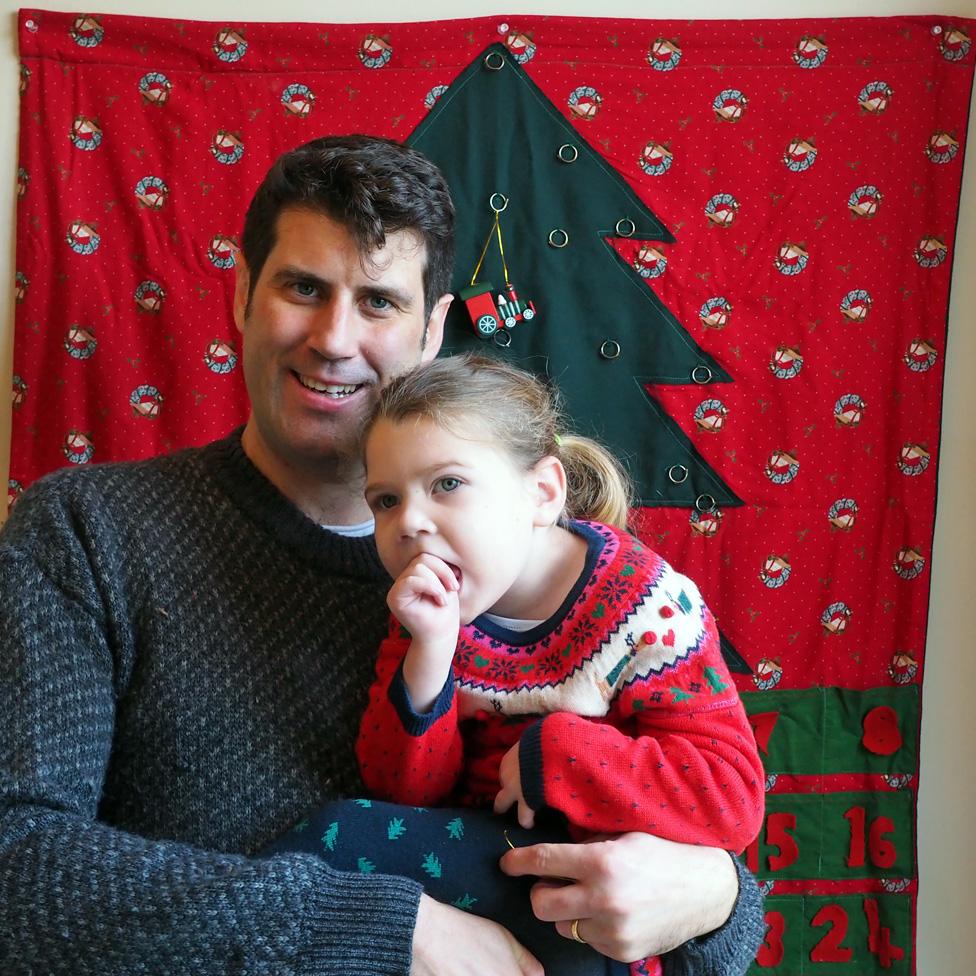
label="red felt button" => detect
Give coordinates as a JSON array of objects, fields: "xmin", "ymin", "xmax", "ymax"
[
  {"xmin": 862, "ymin": 706, "xmax": 903, "ymax": 755},
  {"xmin": 659, "ymin": 606, "xmax": 675, "ymax": 618}
]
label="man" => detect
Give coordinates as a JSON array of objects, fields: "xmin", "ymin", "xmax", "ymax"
[{"xmin": 0, "ymin": 136, "xmax": 763, "ymax": 974}]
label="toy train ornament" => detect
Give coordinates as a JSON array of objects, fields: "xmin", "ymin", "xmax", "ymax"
[{"xmin": 461, "ymin": 282, "xmax": 536, "ymax": 342}]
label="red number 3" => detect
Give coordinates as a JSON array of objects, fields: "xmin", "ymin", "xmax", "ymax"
[{"xmin": 756, "ymin": 911, "xmax": 785, "ymax": 967}]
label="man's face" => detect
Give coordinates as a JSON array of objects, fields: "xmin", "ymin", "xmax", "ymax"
[{"xmin": 234, "ymin": 207, "xmax": 451, "ymax": 477}]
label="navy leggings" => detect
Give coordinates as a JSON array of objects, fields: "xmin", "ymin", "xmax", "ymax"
[{"xmin": 263, "ymin": 798, "xmax": 633, "ymax": 975}]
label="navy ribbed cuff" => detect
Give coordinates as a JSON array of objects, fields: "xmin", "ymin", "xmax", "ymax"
[{"xmin": 387, "ymin": 662, "xmax": 455, "ymax": 736}]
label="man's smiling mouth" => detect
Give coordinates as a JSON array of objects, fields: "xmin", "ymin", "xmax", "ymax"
[{"xmin": 296, "ymin": 373, "xmax": 363, "ymax": 398}]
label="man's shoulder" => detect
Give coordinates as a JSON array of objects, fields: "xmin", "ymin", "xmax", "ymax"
[{"xmin": 3, "ymin": 436, "xmax": 232, "ymax": 545}]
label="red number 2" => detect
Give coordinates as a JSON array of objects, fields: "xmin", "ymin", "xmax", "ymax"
[{"xmin": 810, "ymin": 904, "xmax": 853, "ymax": 962}]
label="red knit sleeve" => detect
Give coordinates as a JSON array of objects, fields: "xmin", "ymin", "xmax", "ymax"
[
  {"xmin": 526, "ymin": 698, "xmax": 764, "ymax": 852},
  {"xmin": 521, "ymin": 582, "xmax": 764, "ymax": 851},
  {"xmin": 355, "ymin": 630, "xmax": 464, "ymax": 806}
]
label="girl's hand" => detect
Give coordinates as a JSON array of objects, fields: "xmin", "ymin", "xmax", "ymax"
[
  {"xmin": 388, "ymin": 553, "xmax": 460, "ymax": 647},
  {"xmin": 494, "ymin": 743, "xmax": 536, "ymax": 828},
  {"xmin": 390, "ymin": 554, "xmax": 460, "ymax": 713}
]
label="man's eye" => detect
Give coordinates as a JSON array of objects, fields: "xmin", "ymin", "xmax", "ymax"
[
  {"xmin": 435, "ymin": 477, "xmax": 461, "ymax": 493},
  {"xmin": 367, "ymin": 295, "xmax": 393, "ymax": 311},
  {"xmin": 293, "ymin": 281, "xmax": 317, "ymax": 298}
]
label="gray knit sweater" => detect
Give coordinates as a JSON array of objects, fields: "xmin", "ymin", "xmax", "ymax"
[{"xmin": 0, "ymin": 431, "xmax": 763, "ymax": 975}]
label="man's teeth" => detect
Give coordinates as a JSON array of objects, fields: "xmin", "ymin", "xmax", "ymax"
[{"xmin": 298, "ymin": 375, "xmax": 361, "ymax": 396}]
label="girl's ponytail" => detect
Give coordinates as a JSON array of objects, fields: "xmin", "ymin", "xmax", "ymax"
[{"xmin": 557, "ymin": 434, "xmax": 633, "ymax": 530}]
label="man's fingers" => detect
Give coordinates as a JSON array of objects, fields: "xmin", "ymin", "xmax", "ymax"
[
  {"xmin": 526, "ymin": 877, "xmax": 588, "ymax": 923},
  {"xmin": 499, "ymin": 841, "xmax": 586, "ymax": 882},
  {"xmin": 514, "ymin": 941, "xmax": 545, "ymax": 976},
  {"xmin": 554, "ymin": 917, "xmax": 592, "ymax": 946}
]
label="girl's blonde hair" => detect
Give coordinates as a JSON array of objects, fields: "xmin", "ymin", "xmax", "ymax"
[{"xmin": 365, "ymin": 354, "xmax": 634, "ymax": 529}]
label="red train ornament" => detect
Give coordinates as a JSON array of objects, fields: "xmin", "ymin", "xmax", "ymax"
[{"xmin": 461, "ymin": 281, "xmax": 536, "ymax": 340}]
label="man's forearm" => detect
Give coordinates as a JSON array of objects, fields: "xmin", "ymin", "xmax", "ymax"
[
  {"xmin": 664, "ymin": 854, "xmax": 766, "ymax": 976},
  {"xmin": 0, "ymin": 803, "xmax": 422, "ymax": 975}
]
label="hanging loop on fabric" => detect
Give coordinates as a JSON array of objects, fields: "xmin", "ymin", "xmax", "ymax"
[
  {"xmin": 494, "ymin": 329, "xmax": 513, "ymax": 348},
  {"xmin": 599, "ymin": 339, "xmax": 621, "ymax": 359},
  {"xmin": 668, "ymin": 464, "xmax": 689, "ymax": 485},
  {"xmin": 695, "ymin": 493, "xmax": 717, "ymax": 513},
  {"xmin": 615, "ymin": 218, "xmax": 636, "ymax": 237},
  {"xmin": 484, "ymin": 50, "xmax": 505, "ymax": 70},
  {"xmin": 548, "ymin": 228, "xmax": 569, "ymax": 248},
  {"xmin": 691, "ymin": 364, "xmax": 713, "ymax": 384},
  {"xmin": 557, "ymin": 144, "xmax": 579, "ymax": 163},
  {"xmin": 470, "ymin": 198, "xmax": 511, "ymax": 289}
]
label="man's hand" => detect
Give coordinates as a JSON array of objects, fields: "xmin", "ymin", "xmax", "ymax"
[
  {"xmin": 411, "ymin": 893, "xmax": 543, "ymax": 975},
  {"xmin": 390, "ymin": 554, "xmax": 460, "ymax": 712},
  {"xmin": 493, "ymin": 743, "xmax": 535, "ymax": 828},
  {"xmin": 499, "ymin": 832, "xmax": 738, "ymax": 962}
]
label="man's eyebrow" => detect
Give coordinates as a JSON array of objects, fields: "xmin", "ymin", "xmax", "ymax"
[
  {"xmin": 357, "ymin": 282, "xmax": 416, "ymax": 310},
  {"xmin": 269, "ymin": 265, "xmax": 328, "ymax": 288}
]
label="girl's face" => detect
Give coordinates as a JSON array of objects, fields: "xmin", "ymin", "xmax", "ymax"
[{"xmin": 364, "ymin": 416, "xmax": 560, "ymax": 623}]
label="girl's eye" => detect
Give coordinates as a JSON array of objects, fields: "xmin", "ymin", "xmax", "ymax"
[
  {"xmin": 436, "ymin": 477, "xmax": 461, "ymax": 493},
  {"xmin": 373, "ymin": 494, "xmax": 398, "ymax": 511}
]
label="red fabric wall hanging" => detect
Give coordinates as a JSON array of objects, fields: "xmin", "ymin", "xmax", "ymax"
[{"xmin": 11, "ymin": 10, "xmax": 976, "ymax": 974}]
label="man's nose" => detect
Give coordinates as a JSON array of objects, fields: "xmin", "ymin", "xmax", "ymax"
[{"xmin": 307, "ymin": 298, "xmax": 357, "ymax": 359}]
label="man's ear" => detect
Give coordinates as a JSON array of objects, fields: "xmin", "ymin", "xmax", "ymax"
[
  {"xmin": 232, "ymin": 262, "xmax": 251, "ymax": 334},
  {"xmin": 529, "ymin": 455, "xmax": 568, "ymax": 527},
  {"xmin": 420, "ymin": 292, "xmax": 454, "ymax": 363}
]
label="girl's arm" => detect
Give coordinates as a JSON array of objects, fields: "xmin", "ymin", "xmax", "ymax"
[
  {"xmin": 498, "ymin": 597, "xmax": 764, "ymax": 851},
  {"xmin": 357, "ymin": 553, "xmax": 466, "ymax": 805},
  {"xmin": 356, "ymin": 630, "xmax": 465, "ymax": 806},
  {"xmin": 514, "ymin": 695, "xmax": 764, "ymax": 851}
]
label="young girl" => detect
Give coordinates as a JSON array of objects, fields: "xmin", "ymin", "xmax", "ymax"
[{"xmin": 269, "ymin": 355, "xmax": 764, "ymax": 976}]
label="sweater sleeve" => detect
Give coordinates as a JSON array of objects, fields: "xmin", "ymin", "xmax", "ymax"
[
  {"xmin": 519, "ymin": 576, "xmax": 764, "ymax": 852},
  {"xmin": 0, "ymin": 489, "xmax": 421, "ymax": 976},
  {"xmin": 355, "ymin": 630, "xmax": 464, "ymax": 806},
  {"xmin": 664, "ymin": 855, "xmax": 766, "ymax": 976}
]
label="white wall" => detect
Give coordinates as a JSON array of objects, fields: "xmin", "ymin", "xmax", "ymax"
[{"xmin": 2, "ymin": 2, "xmax": 974, "ymax": 973}]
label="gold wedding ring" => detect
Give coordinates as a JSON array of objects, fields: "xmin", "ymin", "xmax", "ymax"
[{"xmin": 570, "ymin": 919, "xmax": 587, "ymax": 945}]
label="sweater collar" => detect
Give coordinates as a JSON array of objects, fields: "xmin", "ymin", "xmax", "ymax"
[
  {"xmin": 472, "ymin": 520, "xmax": 607, "ymax": 645},
  {"xmin": 202, "ymin": 428, "xmax": 389, "ymax": 581}
]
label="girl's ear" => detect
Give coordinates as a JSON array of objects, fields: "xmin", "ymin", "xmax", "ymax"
[{"xmin": 528, "ymin": 455, "xmax": 567, "ymax": 526}]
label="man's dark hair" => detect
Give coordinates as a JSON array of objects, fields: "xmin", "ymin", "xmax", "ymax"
[{"xmin": 241, "ymin": 135, "xmax": 456, "ymax": 323}]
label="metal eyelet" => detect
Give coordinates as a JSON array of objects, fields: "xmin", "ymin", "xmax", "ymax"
[
  {"xmin": 615, "ymin": 218, "xmax": 636, "ymax": 238},
  {"xmin": 548, "ymin": 228, "xmax": 569, "ymax": 248},
  {"xmin": 494, "ymin": 329, "xmax": 512, "ymax": 348},
  {"xmin": 489, "ymin": 192, "xmax": 509, "ymax": 213},
  {"xmin": 599, "ymin": 339, "xmax": 621, "ymax": 360},
  {"xmin": 695, "ymin": 493, "xmax": 717, "ymax": 513},
  {"xmin": 691, "ymin": 364, "xmax": 713, "ymax": 385},
  {"xmin": 557, "ymin": 144, "xmax": 579, "ymax": 163},
  {"xmin": 668, "ymin": 464, "xmax": 689, "ymax": 484},
  {"xmin": 484, "ymin": 51, "xmax": 505, "ymax": 71}
]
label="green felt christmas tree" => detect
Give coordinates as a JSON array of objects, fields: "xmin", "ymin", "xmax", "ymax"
[{"xmin": 409, "ymin": 43, "xmax": 741, "ymax": 511}]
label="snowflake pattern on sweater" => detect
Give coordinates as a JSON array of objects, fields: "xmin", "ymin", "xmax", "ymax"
[{"xmin": 357, "ymin": 522, "xmax": 764, "ymax": 852}]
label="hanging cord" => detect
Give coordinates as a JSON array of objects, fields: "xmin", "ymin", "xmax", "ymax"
[{"xmin": 469, "ymin": 199, "xmax": 511, "ymax": 288}]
